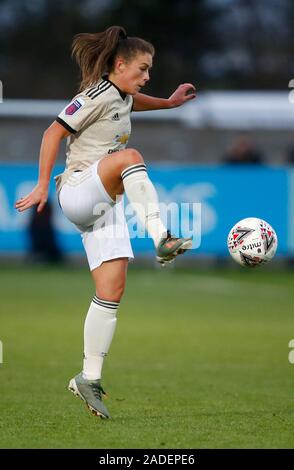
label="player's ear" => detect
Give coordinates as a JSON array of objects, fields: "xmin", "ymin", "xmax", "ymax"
[{"xmin": 116, "ymin": 56, "xmax": 126, "ymax": 73}]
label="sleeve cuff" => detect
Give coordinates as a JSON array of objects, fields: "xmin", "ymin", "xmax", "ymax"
[{"xmin": 56, "ymin": 117, "xmax": 77, "ymax": 134}]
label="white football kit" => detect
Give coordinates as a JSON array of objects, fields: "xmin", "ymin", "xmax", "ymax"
[{"xmin": 56, "ymin": 76, "xmax": 134, "ymax": 270}]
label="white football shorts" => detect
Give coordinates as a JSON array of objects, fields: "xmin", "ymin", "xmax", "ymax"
[{"xmin": 59, "ymin": 160, "xmax": 134, "ymax": 271}]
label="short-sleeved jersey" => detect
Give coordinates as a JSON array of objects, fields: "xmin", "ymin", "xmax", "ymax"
[{"xmin": 54, "ymin": 76, "xmax": 133, "ymax": 192}]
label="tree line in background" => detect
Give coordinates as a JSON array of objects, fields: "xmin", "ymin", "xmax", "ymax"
[{"xmin": 0, "ymin": 0, "xmax": 293, "ymax": 99}]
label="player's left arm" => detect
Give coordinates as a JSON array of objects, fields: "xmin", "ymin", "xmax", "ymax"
[{"xmin": 132, "ymin": 83, "xmax": 196, "ymax": 111}]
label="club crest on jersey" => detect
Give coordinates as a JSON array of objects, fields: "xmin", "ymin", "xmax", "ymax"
[
  {"xmin": 65, "ymin": 98, "xmax": 84, "ymax": 115},
  {"xmin": 115, "ymin": 133, "xmax": 130, "ymax": 145}
]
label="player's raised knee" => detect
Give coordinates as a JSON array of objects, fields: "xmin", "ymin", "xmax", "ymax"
[{"xmin": 123, "ymin": 148, "xmax": 144, "ymax": 166}]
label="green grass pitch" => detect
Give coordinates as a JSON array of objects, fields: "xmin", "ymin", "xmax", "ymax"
[{"xmin": 0, "ymin": 263, "xmax": 293, "ymax": 449}]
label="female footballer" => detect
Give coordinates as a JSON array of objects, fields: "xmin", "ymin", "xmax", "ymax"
[{"xmin": 15, "ymin": 26, "xmax": 196, "ymax": 419}]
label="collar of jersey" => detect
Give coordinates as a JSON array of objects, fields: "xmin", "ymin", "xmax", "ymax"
[{"xmin": 102, "ymin": 75, "xmax": 127, "ymax": 101}]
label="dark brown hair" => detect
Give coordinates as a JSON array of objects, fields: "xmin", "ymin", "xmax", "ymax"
[{"xmin": 72, "ymin": 26, "xmax": 154, "ymax": 91}]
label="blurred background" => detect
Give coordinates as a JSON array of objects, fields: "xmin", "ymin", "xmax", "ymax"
[
  {"xmin": 0, "ymin": 0, "xmax": 294, "ymax": 264},
  {"xmin": 1, "ymin": 0, "xmax": 294, "ymax": 450}
]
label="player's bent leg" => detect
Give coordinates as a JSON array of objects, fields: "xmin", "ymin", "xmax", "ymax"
[
  {"xmin": 98, "ymin": 149, "xmax": 192, "ymax": 264},
  {"xmin": 68, "ymin": 258, "xmax": 129, "ymax": 419},
  {"xmin": 98, "ymin": 148, "xmax": 144, "ymax": 201}
]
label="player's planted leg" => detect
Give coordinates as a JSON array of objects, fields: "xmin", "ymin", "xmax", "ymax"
[
  {"xmin": 68, "ymin": 372, "xmax": 110, "ymax": 419},
  {"xmin": 68, "ymin": 295, "xmax": 118, "ymax": 419}
]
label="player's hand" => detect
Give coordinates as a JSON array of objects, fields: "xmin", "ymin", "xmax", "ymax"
[
  {"xmin": 15, "ymin": 184, "xmax": 49, "ymax": 213},
  {"xmin": 168, "ymin": 83, "xmax": 196, "ymax": 108}
]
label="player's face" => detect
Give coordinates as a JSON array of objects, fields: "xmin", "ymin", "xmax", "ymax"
[{"xmin": 115, "ymin": 53, "xmax": 153, "ymax": 95}]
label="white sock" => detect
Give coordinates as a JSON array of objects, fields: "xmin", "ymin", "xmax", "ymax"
[
  {"xmin": 121, "ymin": 163, "xmax": 167, "ymax": 247},
  {"xmin": 83, "ymin": 295, "xmax": 119, "ymax": 381}
]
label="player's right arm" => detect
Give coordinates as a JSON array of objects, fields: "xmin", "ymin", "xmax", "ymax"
[{"xmin": 15, "ymin": 121, "xmax": 71, "ymax": 213}]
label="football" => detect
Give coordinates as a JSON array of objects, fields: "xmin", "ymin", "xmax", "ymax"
[{"xmin": 227, "ymin": 217, "xmax": 278, "ymax": 267}]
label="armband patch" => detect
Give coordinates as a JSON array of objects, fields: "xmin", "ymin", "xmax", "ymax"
[{"xmin": 65, "ymin": 97, "xmax": 85, "ymax": 115}]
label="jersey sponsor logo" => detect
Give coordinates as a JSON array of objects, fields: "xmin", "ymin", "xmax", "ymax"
[
  {"xmin": 65, "ymin": 97, "xmax": 85, "ymax": 115},
  {"xmin": 112, "ymin": 113, "xmax": 120, "ymax": 121}
]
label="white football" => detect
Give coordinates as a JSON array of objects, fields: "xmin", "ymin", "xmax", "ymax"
[{"xmin": 227, "ymin": 217, "xmax": 278, "ymax": 267}]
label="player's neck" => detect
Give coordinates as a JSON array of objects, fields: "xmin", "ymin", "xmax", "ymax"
[
  {"xmin": 107, "ymin": 74, "xmax": 126, "ymax": 93},
  {"xmin": 106, "ymin": 74, "xmax": 127, "ymax": 99}
]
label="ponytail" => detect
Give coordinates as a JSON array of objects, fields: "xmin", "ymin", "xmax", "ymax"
[{"xmin": 72, "ymin": 26, "xmax": 154, "ymax": 91}]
